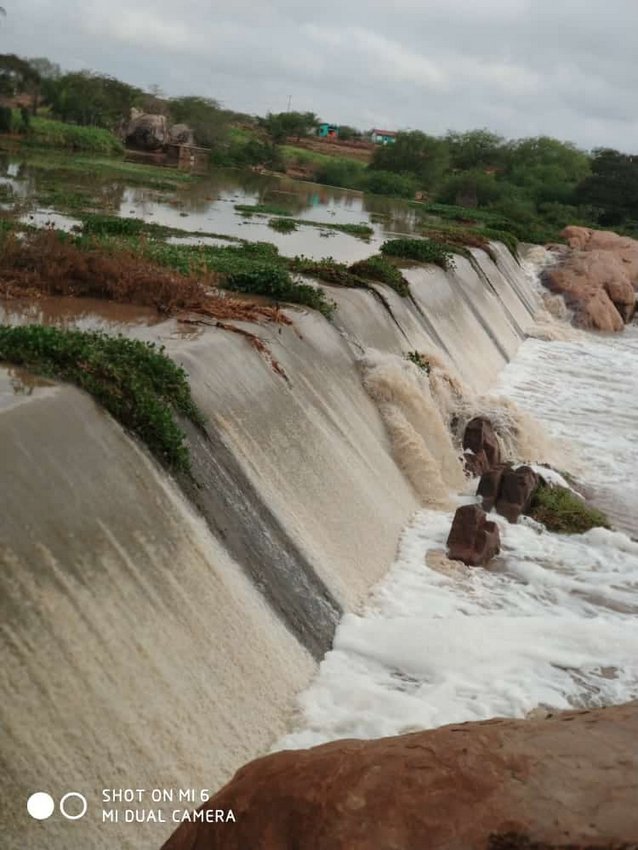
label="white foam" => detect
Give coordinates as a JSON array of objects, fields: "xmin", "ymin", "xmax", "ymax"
[
  {"xmin": 279, "ymin": 510, "xmax": 638, "ymax": 749},
  {"xmin": 496, "ymin": 327, "xmax": 638, "ymax": 536},
  {"xmin": 279, "ymin": 273, "xmax": 638, "ymax": 750}
]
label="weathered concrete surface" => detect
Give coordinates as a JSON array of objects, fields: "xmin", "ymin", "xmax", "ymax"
[{"xmin": 161, "ymin": 702, "xmax": 638, "ymax": 850}]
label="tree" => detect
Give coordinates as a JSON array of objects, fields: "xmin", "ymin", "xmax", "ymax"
[
  {"xmin": 445, "ymin": 129, "xmax": 506, "ymax": 171},
  {"xmin": 370, "ymin": 130, "xmax": 450, "ymax": 189},
  {"xmin": 46, "ymin": 71, "xmax": 141, "ymax": 128},
  {"xmin": 337, "ymin": 125, "xmax": 360, "ymax": 142},
  {"xmin": 168, "ymin": 96, "xmax": 229, "ymax": 147},
  {"xmin": 261, "ymin": 111, "xmax": 319, "ymax": 144},
  {"xmin": 0, "ymin": 54, "xmax": 41, "ymax": 113},
  {"xmin": 575, "ymin": 148, "xmax": 638, "ymax": 226},
  {"xmin": 503, "ymin": 136, "xmax": 590, "ymax": 204},
  {"xmin": 437, "ymin": 169, "xmax": 505, "ymax": 208}
]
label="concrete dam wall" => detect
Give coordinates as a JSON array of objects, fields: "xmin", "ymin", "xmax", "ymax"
[{"xmin": 0, "ymin": 243, "xmax": 539, "ymax": 849}]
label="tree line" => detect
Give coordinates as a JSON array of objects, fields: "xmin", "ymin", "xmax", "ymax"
[{"xmin": 1, "ymin": 53, "xmax": 637, "ymax": 237}]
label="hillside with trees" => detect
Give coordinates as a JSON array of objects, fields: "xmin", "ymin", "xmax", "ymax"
[{"xmin": 1, "ymin": 53, "xmax": 638, "ymax": 242}]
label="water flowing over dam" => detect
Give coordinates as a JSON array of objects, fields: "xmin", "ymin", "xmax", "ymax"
[{"xmin": 0, "ymin": 241, "xmax": 596, "ymax": 849}]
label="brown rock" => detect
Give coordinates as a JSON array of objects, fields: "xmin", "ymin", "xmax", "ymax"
[
  {"xmin": 463, "ymin": 416, "xmax": 501, "ymax": 476},
  {"xmin": 495, "ymin": 465, "xmax": 539, "ymax": 523},
  {"xmin": 478, "ymin": 462, "xmax": 512, "ymax": 512},
  {"xmin": 543, "ymin": 227, "xmax": 638, "ymax": 331},
  {"xmin": 446, "ymin": 503, "xmax": 501, "ymax": 566},
  {"xmin": 160, "ymin": 702, "xmax": 638, "ymax": 850}
]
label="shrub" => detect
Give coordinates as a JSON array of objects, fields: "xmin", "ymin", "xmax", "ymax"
[
  {"xmin": 363, "ymin": 169, "xmax": 417, "ymax": 198},
  {"xmin": 0, "ymin": 325, "xmax": 203, "ymax": 471},
  {"xmin": 526, "ymin": 485, "xmax": 611, "ymax": 534},
  {"xmin": 380, "ymin": 237, "xmax": 456, "ymax": 270},
  {"xmin": 349, "ymin": 255, "xmax": 410, "ymax": 296},
  {"xmin": 314, "ymin": 159, "xmax": 366, "ymax": 190}
]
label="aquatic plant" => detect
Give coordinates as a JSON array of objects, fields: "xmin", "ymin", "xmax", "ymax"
[
  {"xmin": 380, "ymin": 238, "xmax": 456, "ymax": 270},
  {"xmin": 268, "ymin": 216, "xmax": 298, "ymax": 233},
  {"xmin": 405, "ymin": 351, "xmax": 431, "ymax": 373},
  {"xmin": 0, "ymin": 229, "xmax": 287, "ymax": 325},
  {"xmin": 82, "ymin": 214, "xmax": 146, "ymax": 236},
  {"xmin": 527, "ymin": 485, "xmax": 610, "ymax": 534},
  {"xmin": 235, "ymin": 202, "xmax": 292, "ymax": 216},
  {"xmin": 349, "ymin": 255, "xmax": 410, "ymax": 296},
  {"xmin": 0, "ymin": 325, "xmax": 203, "ymax": 471},
  {"xmin": 224, "ymin": 264, "xmax": 335, "ymax": 317}
]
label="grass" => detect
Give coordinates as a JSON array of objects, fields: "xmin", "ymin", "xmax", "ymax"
[
  {"xmin": 21, "ymin": 118, "xmax": 124, "ymax": 155},
  {"xmin": 0, "ymin": 325, "xmax": 203, "ymax": 471},
  {"xmin": 380, "ymin": 237, "xmax": 456, "ymax": 270},
  {"xmin": 68, "ymin": 227, "xmax": 336, "ymax": 317},
  {"xmin": 12, "ymin": 151, "xmax": 193, "ymax": 190},
  {"xmin": 527, "ymin": 485, "xmax": 611, "ymax": 534}
]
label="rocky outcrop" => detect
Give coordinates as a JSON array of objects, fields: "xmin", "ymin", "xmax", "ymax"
[
  {"xmin": 125, "ymin": 109, "xmax": 168, "ymax": 151},
  {"xmin": 463, "ymin": 416, "xmax": 501, "ymax": 476},
  {"xmin": 168, "ymin": 123, "xmax": 195, "ymax": 146},
  {"xmin": 160, "ymin": 701, "xmax": 638, "ymax": 850},
  {"xmin": 544, "ymin": 227, "xmax": 638, "ymax": 331},
  {"xmin": 446, "ymin": 503, "xmax": 501, "ymax": 566},
  {"xmin": 124, "ymin": 108, "xmax": 195, "ymax": 151}
]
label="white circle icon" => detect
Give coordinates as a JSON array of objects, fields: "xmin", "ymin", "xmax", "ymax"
[
  {"xmin": 27, "ymin": 792, "xmax": 55, "ymax": 821},
  {"xmin": 59, "ymin": 792, "xmax": 88, "ymax": 821}
]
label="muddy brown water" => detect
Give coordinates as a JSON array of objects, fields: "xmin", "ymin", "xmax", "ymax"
[{"xmin": 0, "ymin": 153, "xmax": 423, "ymax": 262}]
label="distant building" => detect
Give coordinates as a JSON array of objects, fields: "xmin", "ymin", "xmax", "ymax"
[
  {"xmin": 317, "ymin": 122, "xmax": 339, "ymax": 139},
  {"xmin": 370, "ymin": 129, "xmax": 397, "ymax": 145}
]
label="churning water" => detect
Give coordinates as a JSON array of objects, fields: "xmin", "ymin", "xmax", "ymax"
[{"xmin": 279, "ymin": 266, "xmax": 638, "ymax": 750}]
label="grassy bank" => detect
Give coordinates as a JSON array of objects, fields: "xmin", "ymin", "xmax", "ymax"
[
  {"xmin": 12, "ymin": 117, "xmax": 124, "ymax": 155},
  {"xmin": 0, "ymin": 324, "xmax": 203, "ymax": 471}
]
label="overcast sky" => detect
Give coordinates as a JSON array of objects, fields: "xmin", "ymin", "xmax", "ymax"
[{"xmin": 2, "ymin": 0, "xmax": 637, "ymax": 151}]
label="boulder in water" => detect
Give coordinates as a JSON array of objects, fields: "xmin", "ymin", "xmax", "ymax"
[
  {"xmin": 446, "ymin": 503, "xmax": 500, "ymax": 566},
  {"xmin": 477, "ymin": 462, "xmax": 512, "ymax": 512},
  {"xmin": 160, "ymin": 701, "xmax": 638, "ymax": 850},
  {"xmin": 463, "ymin": 416, "xmax": 501, "ymax": 476},
  {"xmin": 494, "ymin": 465, "xmax": 539, "ymax": 523}
]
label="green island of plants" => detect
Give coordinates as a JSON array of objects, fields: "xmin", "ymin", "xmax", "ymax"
[
  {"xmin": 268, "ymin": 216, "xmax": 298, "ymax": 233},
  {"xmin": 380, "ymin": 237, "xmax": 456, "ymax": 270},
  {"xmin": 526, "ymin": 485, "xmax": 611, "ymax": 534},
  {"xmin": 0, "ymin": 325, "xmax": 204, "ymax": 472}
]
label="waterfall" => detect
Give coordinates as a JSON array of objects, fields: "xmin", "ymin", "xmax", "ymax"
[{"xmin": 1, "ymin": 242, "xmax": 548, "ymax": 849}]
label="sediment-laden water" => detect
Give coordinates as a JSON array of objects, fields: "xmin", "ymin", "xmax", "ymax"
[{"xmin": 278, "ymin": 262, "xmax": 638, "ymax": 750}]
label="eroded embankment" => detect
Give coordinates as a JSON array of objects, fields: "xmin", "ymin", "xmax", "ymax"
[{"xmin": 0, "ymin": 241, "xmax": 538, "ymax": 850}]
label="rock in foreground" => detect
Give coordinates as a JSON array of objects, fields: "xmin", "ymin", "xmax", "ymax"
[
  {"xmin": 160, "ymin": 702, "xmax": 638, "ymax": 850},
  {"xmin": 446, "ymin": 503, "xmax": 501, "ymax": 565}
]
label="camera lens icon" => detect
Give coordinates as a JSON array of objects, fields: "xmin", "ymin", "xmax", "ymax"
[{"xmin": 27, "ymin": 791, "xmax": 88, "ymax": 821}]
